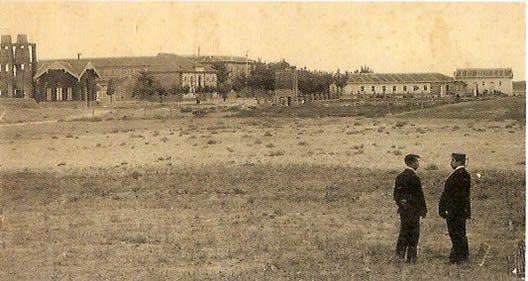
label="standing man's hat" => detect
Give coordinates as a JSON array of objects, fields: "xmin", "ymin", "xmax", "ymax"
[
  {"xmin": 451, "ymin": 153, "xmax": 466, "ymax": 162},
  {"xmin": 404, "ymin": 154, "xmax": 421, "ymax": 163}
]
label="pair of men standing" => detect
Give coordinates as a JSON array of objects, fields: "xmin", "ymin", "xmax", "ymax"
[{"xmin": 393, "ymin": 153, "xmax": 471, "ymax": 264}]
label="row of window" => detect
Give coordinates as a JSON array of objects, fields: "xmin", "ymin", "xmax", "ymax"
[
  {"xmin": 478, "ymin": 81, "xmax": 502, "ymax": 86},
  {"xmin": 360, "ymin": 85, "xmax": 429, "ymax": 92},
  {"xmin": 0, "ymin": 63, "xmax": 27, "ymax": 72},
  {"xmin": 183, "ymin": 75, "xmax": 217, "ymax": 82},
  {"xmin": 2, "ymin": 45, "xmax": 27, "ymax": 50}
]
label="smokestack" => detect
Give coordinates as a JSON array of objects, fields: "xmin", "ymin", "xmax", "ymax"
[
  {"xmin": 16, "ymin": 34, "xmax": 28, "ymax": 44},
  {"xmin": 1, "ymin": 35, "xmax": 12, "ymax": 44}
]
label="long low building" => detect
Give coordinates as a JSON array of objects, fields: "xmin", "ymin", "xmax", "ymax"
[
  {"xmin": 36, "ymin": 53, "xmax": 217, "ymax": 102},
  {"xmin": 453, "ymin": 68, "xmax": 513, "ymax": 96},
  {"xmin": 343, "ymin": 73, "xmax": 455, "ymax": 98}
]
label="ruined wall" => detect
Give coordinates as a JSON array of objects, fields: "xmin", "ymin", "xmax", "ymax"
[{"xmin": 0, "ymin": 34, "xmax": 36, "ymax": 98}]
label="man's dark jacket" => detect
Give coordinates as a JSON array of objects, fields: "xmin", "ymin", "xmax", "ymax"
[
  {"xmin": 439, "ymin": 167, "xmax": 471, "ymax": 219},
  {"xmin": 393, "ymin": 168, "xmax": 427, "ymax": 216}
]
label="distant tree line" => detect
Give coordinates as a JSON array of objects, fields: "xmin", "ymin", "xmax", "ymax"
[{"xmin": 125, "ymin": 59, "xmax": 374, "ymax": 101}]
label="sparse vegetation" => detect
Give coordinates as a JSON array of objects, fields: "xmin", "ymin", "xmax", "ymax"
[{"xmin": 0, "ymin": 166, "xmax": 523, "ymax": 280}]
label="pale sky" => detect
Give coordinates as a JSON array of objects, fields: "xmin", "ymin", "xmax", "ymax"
[{"xmin": 0, "ymin": 2, "xmax": 525, "ymax": 79}]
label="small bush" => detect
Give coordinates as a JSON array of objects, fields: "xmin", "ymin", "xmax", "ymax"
[
  {"xmin": 395, "ymin": 121, "xmax": 407, "ymax": 128},
  {"xmin": 207, "ymin": 139, "xmax": 217, "ymax": 145},
  {"xmin": 269, "ymin": 150, "xmax": 285, "ymax": 157},
  {"xmin": 266, "ymin": 143, "xmax": 275, "ymax": 148},
  {"xmin": 424, "ymin": 164, "xmax": 439, "ymax": 171},
  {"xmin": 181, "ymin": 107, "xmax": 193, "ymax": 113}
]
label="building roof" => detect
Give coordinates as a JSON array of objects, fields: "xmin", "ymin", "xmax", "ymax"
[
  {"xmin": 185, "ymin": 55, "xmax": 256, "ymax": 64},
  {"xmin": 34, "ymin": 60, "xmax": 100, "ymax": 80},
  {"xmin": 346, "ymin": 73, "xmax": 453, "ymax": 84},
  {"xmin": 513, "ymin": 81, "xmax": 526, "ymax": 91},
  {"xmin": 454, "ymin": 68, "xmax": 513, "ymax": 79},
  {"xmin": 40, "ymin": 54, "xmax": 215, "ymax": 74}
]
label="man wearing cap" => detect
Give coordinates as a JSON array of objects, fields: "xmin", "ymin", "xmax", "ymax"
[
  {"xmin": 439, "ymin": 153, "xmax": 471, "ymax": 264},
  {"xmin": 393, "ymin": 154, "xmax": 427, "ymax": 263}
]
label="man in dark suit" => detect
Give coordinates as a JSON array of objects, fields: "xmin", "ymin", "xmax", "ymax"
[
  {"xmin": 393, "ymin": 154, "xmax": 427, "ymax": 263},
  {"xmin": 439, "ymin": 153, "xmax": 471, "ymax": 264}
]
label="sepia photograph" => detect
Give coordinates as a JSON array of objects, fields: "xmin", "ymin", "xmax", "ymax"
[{"xmin": 0, "ymin": 1, "xmax": 525, "ymax": 280}]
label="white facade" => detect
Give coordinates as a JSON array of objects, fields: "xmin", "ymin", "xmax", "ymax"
[
  {"xmin": 457, "ymin": 78, "xmax": 512, "ymax": 96},
  {"xmin": 344, "ymin": 82, "xmax": 433, "ymax": 96}
]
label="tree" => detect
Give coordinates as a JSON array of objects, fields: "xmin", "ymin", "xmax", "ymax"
[
  {"xmin": 211, "ymin": 62, "xmax": 230, "ymax": 85},
  {"xmin": 232, "ymin": 74, "xmax": 248, "ymax": 93},
  {"xmin": 106, "ymin": 78, "xmax": 116, "ymax": 103},
  {"xmin": 132, "ymin": 72, "xmax": 166, "ymax": 103},
  {"xmin": 132, "ymin": 72, "xmax": 157, "ymax": 99},
  {"xmin": 333, "ymin": 69, "xmax": 348, "ymax": 96},
  {"xmin": 248, "ymin": 63, "xmax": 274, "ymax": 92},
  {"xmin": 353, "ymin": 65, "xmax": 374, "ymax": 73}
]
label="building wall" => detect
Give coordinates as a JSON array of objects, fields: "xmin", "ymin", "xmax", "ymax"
[
  {"xmin": 344, "ymin": 82, "xmax": 432, "ymax": 96},
  {"xmin": 343, "ymin": 81, "xmax": 455, "ymax": 97},
  {"xmin": 456, "ymin": 77, "xmax": 512, "ymax": 95},
  {"xmin": 181, "ymin": 72, "xmax": 217, "ymax": 91},
  {"xmin": 98, "ymin": 65, "xmax": 148, "ymax": 81},
  {"xmin": 34, "ymin": 70, "xmax": 98, "ymax": 102},
  {"xmin": 0, "ymin": 34, "xmax": 36, "ymax": 98}
]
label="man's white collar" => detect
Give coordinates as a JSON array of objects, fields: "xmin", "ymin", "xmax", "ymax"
[
  {"xmin": 454, "ymin": 165, "xmax": 465, "ymax": 171},
  {"xmin": 406, "ymin": 166, "xmax": 416, "ymax": 172}
]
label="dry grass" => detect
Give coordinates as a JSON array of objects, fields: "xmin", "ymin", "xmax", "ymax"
[
  {"xmin": 0, "ymin": 165, "xmax": 523, "ymax": 280},
  {"xmin": 0, "ymin": 98, "xmax": 524, "ymax": 280}
]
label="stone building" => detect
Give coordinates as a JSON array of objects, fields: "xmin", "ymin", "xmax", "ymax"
[
  {"xmin": 343, "ymin": 73, "xmax": 454, "ymax": 98},
  {"xmin": 0, "ymin": 34, "xmax": 37, "ymax": 98},
  {"xmin": 33, "ymin": 60, "xmax": 100, "ymax": 102},
  {"xmin": 453, "ymin": 68, "xmax": 513, "ymax": 96},
  {"xmin": 189, "ymin": 55, "xmax": 256, "ymax": 82},
  {"xmin": 40, "ymin": 54, "xmax": 217, "ymax": 102}
]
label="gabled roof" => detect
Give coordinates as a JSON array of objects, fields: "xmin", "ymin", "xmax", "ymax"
[
  {"xmin": 39, "ymin": 54, "xmax": 216, "ymax": 75},
  {"xmin": 185, "ymin": 55, "xmax": 256, "ymax": 64},
  {"xmin": 454, "ymin": 68, "xmax": 513, "ymax": 79},
  {"xmin": 34, "ymin": 60, "xmax": 100, "ymax": 80},
  {"xmin": 347, "ymin": 73, "xmax": 453, "ymax": 84}
]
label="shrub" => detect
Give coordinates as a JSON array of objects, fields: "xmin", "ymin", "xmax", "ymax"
[
  {"xmin": 395, "ymin": 121, "xmax": 407, "ymax": 128},
  {"xmin": 424, "ymin": 164, "xmax": 439, "ymax": 171}
]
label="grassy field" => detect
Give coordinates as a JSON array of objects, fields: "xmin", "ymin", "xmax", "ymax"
[
  {"xmin": 0, "ymin": 97, "xmax": 525, "ymax": 280},
  {"xmin": 0, "ymin": 165, "xmax": 524, "ymax": 280}
]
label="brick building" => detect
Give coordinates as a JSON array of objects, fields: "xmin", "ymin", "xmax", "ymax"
[
  {"xmin": 0, "ymin": 34, "xmax": 37, "ymax": 98},
  {"xmin": 454, "ymin": 68, "xmax": 513, "ymax": 96},
  {"xmin": 40, "ymin": 54, "xmax": 217, "ymax": 102},
  {"xmin": 33, "ymin": 60, "xmax": 99, "ymax": 102},
  {"xmin": 343, "ymin": 73, "xmax": 454, "ymax": 98},
  {"xmin": 188, "ymin": 55, "xmax": 256, "ymax": 82}
]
